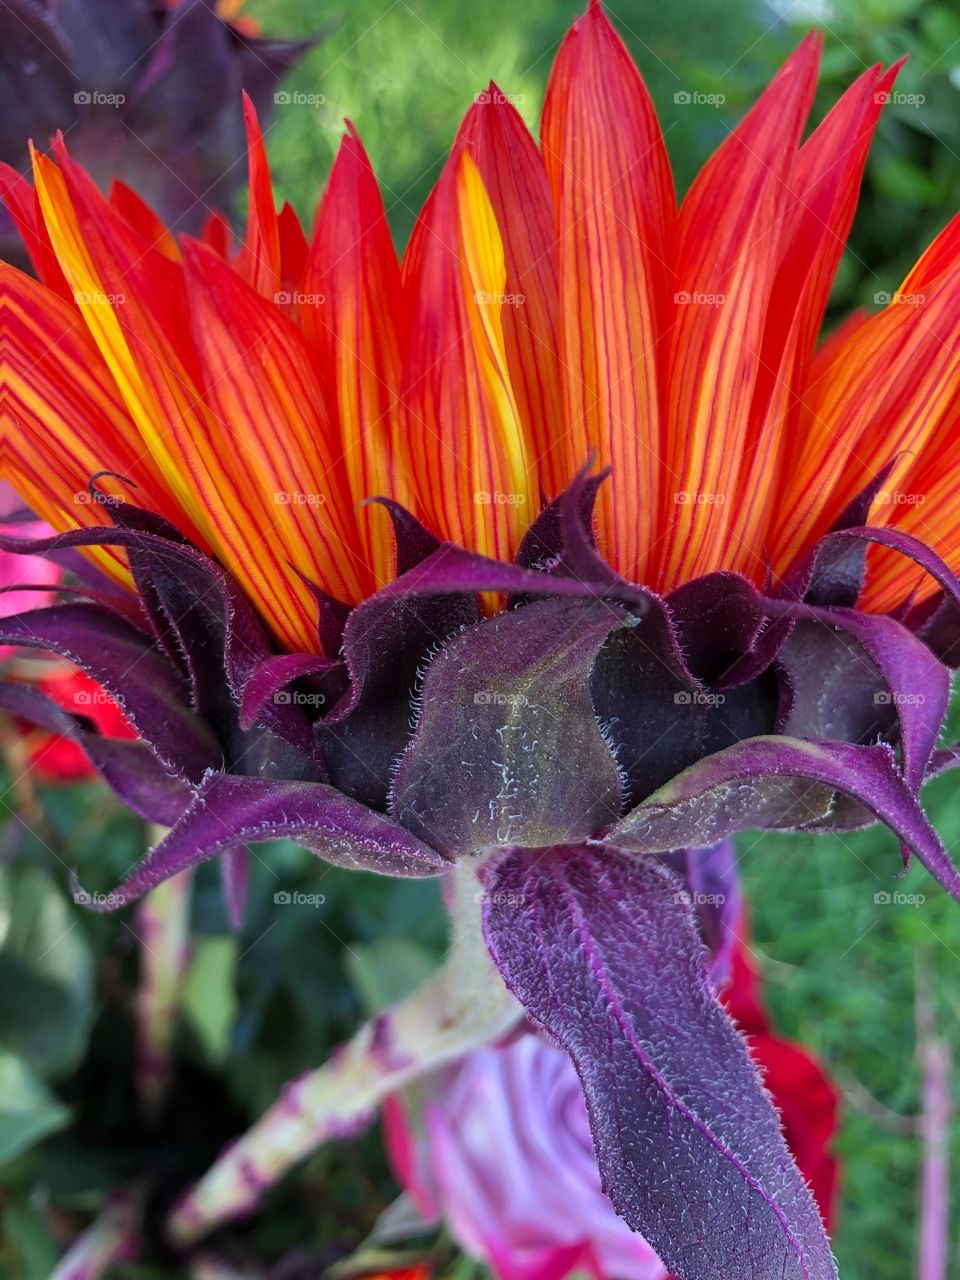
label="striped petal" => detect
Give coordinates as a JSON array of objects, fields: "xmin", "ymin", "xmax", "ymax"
[
  {"xmin": 0, "ymin": 262, "xmax": 192, "ymax": 586},
  {"xmin": 182, "ymin": 241, "xmax": 372, "ymax": 644},
  {"xmin": 659, "ymin": 36, "xmax": 820, "ymax": 590},
  {"xmin": 541, "ymin": 0, "xmax": 674, "ymax": 583},
  {"xmin": 729, "ymin": 60, "xmax": 901, "ymax": 572},
  {"xmin": 236, "ymin": 94, "xmax": 282, "ymax": 299},
  {"xmin": 773, "ymin": 256, "xmax": 960, "ymax": 584},
  {"xmin": 455, "ymin": 88, "xmax": 565, "ymax": 499},
  {"xmin": 300, "ymin": 125, "xmax": 410, "ymax": 587},
  {"xmin": 399, "ymin": 150, "xmax": 535, "ymax": 562}
]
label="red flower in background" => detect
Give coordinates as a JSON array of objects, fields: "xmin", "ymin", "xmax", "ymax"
[{"xmin": 723, "ymin": 934, "xmax": 840, "ymax": 1231}]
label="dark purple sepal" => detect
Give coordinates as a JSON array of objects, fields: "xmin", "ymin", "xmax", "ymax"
[
  {"xmin": 391, "ymin": 598, "xmax": 626, "ymax": 855},
  {"xmin": 320, "ymin": 542, "xmax": 479, "ymax": 811},
  {"xmin": 73, "ymin": 771, "xmax": 450, "ymax": 909},
  {"xmin": 482, "ymin": 844, "xmax": 837, "ymax": 1280},
  {"xmin": 0, "ymin": 521, "xmax": 321, "ymax": 768},
  {"xmin": 668, "ymin": 572, "xmax": 791, "ymax": 688},
  {"xmin": 0, "ymin": 602, "xmax": 220, "ymax": 782},
  {"xmin": 239, "ymin": 654, "xmax": 341, "ymax": 732},
  {"xmin": 605, "ymin": 735, "xmax": 960, "ymax": 901},
  {"xmin": 771, "ymin": 606, "xmax": 950, "ymax": 793},
  {"xmin": 0, "ymin": 681, "xmax": 191, "ymax": 825},
  {"xmin": 787, "ymin": 464, "xmax": 897, "ymax": 606},
  {"xmin": 590, "ymin": 598, "xmax": 778, "ymax": 810}
]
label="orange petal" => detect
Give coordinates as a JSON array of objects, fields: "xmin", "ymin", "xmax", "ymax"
[
  {"xmin": 399, "ymin": 150, "xmax": 535, "ymax": 562},
  {"xmin": 108, "ymin": 179, "xmax": 180, "ymax": 260},
  {"xmin": 236, "ymin": 93, "xmax": 282, "ymax": 299},
  {"xmin": 0, "ymin": 161, "xmax": 73, "ymax": 302},
  {"xmin": 730, "ymin": 60, "xmax": 900, "ymax": 571},
  {"xmin": 773, "ymin": 258, "xmax": 960, "ymax": 577},
  {"xmin": 455, "ymin": 87, "xmax": 565, "ymax": 499},
  {"xmin": 660, "ymin": 35, "xmax": 820, "ymax": 590},
  {"xmin": 0, "ymin": 263, "xmax": 179, "ymax": 587},
  {"xmin": 301, "ymin": 125, "xmax": 410, "ymax": 585},
  {"xmin": 31, "ymin": 146, "xmax": 215, "ymax": 541},
  {"xmin": 183, "ymin": 241, "xmax": 372, "ymax": 641},
  {"xmin": 541, "ymin": 0, "xmax": 675, "ymax": 583}
]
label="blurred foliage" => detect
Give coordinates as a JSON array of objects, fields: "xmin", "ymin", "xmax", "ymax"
[{"xmin": 4, "ymin": 0, "xmax": 960, "ymax": 1275}]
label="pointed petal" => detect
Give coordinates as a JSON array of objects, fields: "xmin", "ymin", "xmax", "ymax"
[
  {"xmin": 456, "ymin": 89, "xmax": 565, "ymax": 499},
  {"xmin": 541, "ymin": 1, "xmax": 675, "ymax": 582},
  {"xmin": 236, "ymin": 93, "xmax": 281, "ymax": 298},
  {"xmin": 301, "ymin": 125, "xmax": 411, "ymax": 585},
  {"xmin": 661, "ymin": 35, "xmax": 820, "ymax": 589},
  {"xmin": 733, "ymin": 61, "xmax": 900, "ymax": 569},
  {"xmin": 773, "ymin": 257, "xmax": 960, "ymax": 576},
  {"xmin": 399, "ymin": 151, "xmax": 535, "ymax": 562},
  {"xmin": 182, "ymin": 240, "xmax": 374, "ymax": 635}
]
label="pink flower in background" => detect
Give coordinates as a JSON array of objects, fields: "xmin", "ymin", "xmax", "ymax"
[
  {"xmin": 384, "ymin": 1033, "xmax": 668, "ymax": 1280},
  {"xmin": 0, "ymin": 481, "xmax": 59, "ymax": 658}
]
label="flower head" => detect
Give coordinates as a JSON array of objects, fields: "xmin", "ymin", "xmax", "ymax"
[{"xmin": 2, "ymin": 5, "xmax": 959, "ymax": 1274}]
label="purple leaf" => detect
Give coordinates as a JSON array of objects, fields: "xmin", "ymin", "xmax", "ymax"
[
  {"xmin": 605, "ymin": 735, "xmax": 960, "ymax": 901},
  {"xmin": 0, "ymin": 602, "xmax": 220, "ymax": 781},
  {"xmin": 482, "ymin": 844, "xmax": 837, "ymax": 1280},
  {"xmin": 0, "ymin": 681, "xmax": 190, "ymax": 825},
  {"xmin": 391, "ymin": 599, "xmax": 626, "ymax": 855},
  {"xmin": 74, "ymin": 771, "xmax": 449, "ymax": 908}
]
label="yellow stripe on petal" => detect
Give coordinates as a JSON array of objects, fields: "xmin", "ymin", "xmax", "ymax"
[{"xmin": 399, "ymin": 151, "xmax": 535, "ymax": 563}]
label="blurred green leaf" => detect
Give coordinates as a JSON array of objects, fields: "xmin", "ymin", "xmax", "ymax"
[
  {"xmin": 183, "ymin": 936, "xmax": 239, "ymax": 1066},
  {"xmin": 0, "ymin": 1054, "xmax": 69, "ymax": 1164},
  {"xmin": 345, "ymin": 938, "xmax": 437, "ymax": 1015},
  {"xmin": 0, "ymin": 867, "xmax": 94, "ymax": 1078}
]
